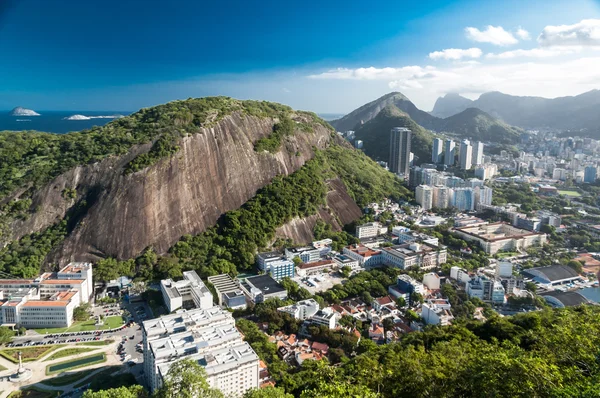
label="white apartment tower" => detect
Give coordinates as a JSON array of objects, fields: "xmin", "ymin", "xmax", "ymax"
[
  {"xmin": 415, "ymin": 185, "xmax": 434, "ymax": 210},
  {"xmin": 444, "ymin": 139, "xmax": 455, "ymax": 166},
  {"xmin": 432, "ymin": 138, "xmax": 443, "ymax": 164},
  {"xmin": 472, "ymin": 141, "xmax": 484, "ymax": 167},
  {"xmin": 389, "ymin": 127, "xmax": 412, "ymax": 178},
  {"xmin": 460, "ymin": 140, "xmax": 473, "ymax": 170}
]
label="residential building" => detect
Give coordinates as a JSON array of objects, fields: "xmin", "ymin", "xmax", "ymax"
[
  {"xmin": 309, "ymin": 308, "xmax": 339, "ymax": 329},
  {"xmin": 0, "ymin": 263, "xmax": 93, "ymax": 329},
  {"xmin": 415, "ymin": 185, "xmax": 433, "ymax": 210},
  {"xmin": 382, "ymin": 242, "xmax": 447, "ymax": 270},
  {"xmin": 422, "ymin": 273, "xmax": 441, "ymax": 290},
  {"xmin": 584, "ymin": 165, "xmax": 597, "ymax": 183},
  {"xmin": 444, "ymin": 139, "xmax": 455, "ymax": 166},
  {"xmin": 207, "ymin": 274, "xmax": 246, "ymax": 309},
  {"xmin": 432, "ymin": 138, "xmax": 443, "ymax": 163},
  {"xmin": 355, "ymin": 222, "xmax": 383, "ymax": 239},
  {"xmin": 433, "ymin": 185, "xmax": 451, "ymax": 209},
  {"xmin": 474, "ymin": 186, "xmax": 493, "ymax": 207},
  {"xmin": 496, "ymin": 261, "xmax": 513, "ymax": 278},
  {"xmin": 389, "ymin": 127, "xmax": 412, "ymax": 178},
  {"xmin": 459, "ymin": 140, "xmax": 472, "ymax": 170},
  {"xmin": 422, "ymin": 299, "xmax": 453, "ymax": 325},
  {"xmin": 472, "ymin": 141, "xmax": 484, "ymax": 167},
  {"xmin": 143, "ymin": 307, "xmax": 260, "ymax": 396},
  {"xmin": 160, "ymin": 270, "xmax": 213, "ymax": 312},
  {"xmin": 240, "ymin": 275, "xmax": 287, "ymax": 304},
  {"xmin": 277, "ymin": 299, "xmax": 320, "ymax": 320},
  {"xmin": 452, "ymin": 222, "xmax": 547, "ymax": 254},
  {"xmin": 284, "ymin": 247, "xmax": 320, "ymax": 264},
  {"xmin": 450, "ymin": 266, "xmax": 471, "ymax": 284},
  {"xmin": 452, "ymin": 188, "xmax": 474, "ymax": 211},
  {"xmin": 396, "ymin": 274, "xmax": 426, "ymax": 296},
  {"xmin": 466, "ymin": 275, "xmax": 505, "ymax": 304},
  {"xmin": 516, "ymin": 217, "xmax": 542, "ymax": 232}
]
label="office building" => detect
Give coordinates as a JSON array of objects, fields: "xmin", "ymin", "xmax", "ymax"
[
  {"xmin": 432, "ymin": 138, "xmax": 443, "ymax": 163},
  {"xmin": 584, "ymin": 165, "xmax": 597, "ymax": 183},
  {"xmin": 452, "ymin": 222, "xmax": 547, "ymax": 255},
  {"xmin": 415, "ymin": 185, "xmax": 433, "ymax": 210},
  {"xmin": 472, "ymin": 141, "xmax": 484, "ymax": 167},
  {"xmin": 284, "ymin": 246, "xmax": 320, "ymax": 264},
  {"xmin": 239, "ymin": 275, "xmax": 287, "ymax": 304},
  {"xmin": 160, "ymin": 271, "xmax": 213, "ymax": 312},
  {"xmin": 459, "ymin": 140, "xmax": 472, "ymax": 170},
  {"xmin": 277, "ymin": 299, "xmax": 320, "ymax": 320},
  {"xmin": 355, "ymin": 222, "xmax": 384, "ymax": 239},
  {"xmin": 466, "ymin": 275, "xmax": 505, "ymax": 304},
  {"xmin": 143, "ymin": 307, "xmax": 260, "ymax": 396},
  {"xmin": 207, "ymin": 274, "xmax": 246, "ymax": 309},
  {"xmin": 0, "ymin": 263, "xmax": 93, "ymax": 329},
  {"xmin": 389, "ymin": 127, "xmax": 412, "ymax": 178},
  {"xmin": 444, "ymin": 139, "xmax": 455, "ymax": 166},
  {"xmin": 381, "ymin": 242, "xmax": 447, "ymax": 270},
  {"xmin": 255, "ymin": 252, "xmax": 295, "ymax": 281}
]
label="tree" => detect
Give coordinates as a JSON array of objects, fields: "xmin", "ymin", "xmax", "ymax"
[
  {"xmin": 83, "ymin": 385, "xmax": 147, "ymax": 398},
  {"xmin": 410, "ymin": 292, "xmax": 424, "ymax": 305},
  {"xmin": 340, "ymin": 266, "xmax": 352, "ymax": 278},
  {"xmin": 244, "ymin": 387, "xmax": 293, "ymax": 398},
  {"xmin": 396, "ymin": 297, "xmax": 406, "ymax": 308},
  {"xmin": 525, "ymin": 281, "xmax": 537, "ymax": 293},
  {"xmin": 73, "ymin": 304, "xmax": 91, "ymax": 322},
  {"xmin": 567, "ymin": 260, "xmax": 584, "ymax": 274},
  {"xmin": 157, "ymin": 359, "xmax": 223, "ymax": 398},
  {"xmin": 0, "ymin": 326, "xmax": 15, "ymax": 344},
  {"xmin": 300, "ymin": 382, "xmax": 380, "ymax": 398}
]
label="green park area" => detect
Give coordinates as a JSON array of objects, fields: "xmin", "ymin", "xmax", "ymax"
[
  {"xmin": 46, "ymin": 353, "xmax": 106, "ymax": 375},
  {"xmin": 557, "ymin": 190, "xmax": 581, "ymax": 197},
  {"xmin": 43, "ymin": 347, "xmax": 97, "ymax": 361},
  {"xmin": 8, "ymin": 386, "xmax": 62, "ymax": 398},
  {"xmin": 0, "ymin": 345, "xmax": 63, "ymax": 363},
  {"xmin": 34, "ymin": 315, "xmax": 125, "ymax": 334}
]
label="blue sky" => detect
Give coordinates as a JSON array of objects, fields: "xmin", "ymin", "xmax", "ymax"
[{"xmin": 1, "ymin": 0, "xmax": 600, "ymax": 113}]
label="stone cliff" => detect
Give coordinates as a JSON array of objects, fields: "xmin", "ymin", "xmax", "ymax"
[{"xmin": 9, "ymin": 111, "xmax": 347, "ymax": 265}]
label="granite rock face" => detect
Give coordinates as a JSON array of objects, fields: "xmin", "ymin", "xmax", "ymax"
[{"xmin": 9, "ymin": 111, "xmax": 354, "ymax": 265}]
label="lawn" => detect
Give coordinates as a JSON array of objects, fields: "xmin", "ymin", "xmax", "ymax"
[
  {"xmin": 8, "ymin": 386, "xmax": 62, "ymax": 398},
  {"xmin": 77, "ymin": 339, "xmax": 114, "ymax": 346},
  {"xmin": 0, "ymin": 364, "xmax": 7, "ymax": 371},
  {"xmin": 73, "ymin": 366, "xmax": 137, "ymax": 390},
  {"xmin": 44, "ymin": 347, "xmax": 97, "ymax": 361},
  {"xmin": 496, "ymin": 251, "xmax": 520, "ymax": 259},
  {"xmin": 0, "ymin": 345, "xmax": 63, "ymax": 363},
  {"xmin": 34, "ymin": 316, "xmax": 125, "ymax": 334},
  {"xmin": 558, "ymin": 190, "xmax": 581, "ymax": 197},
  {"xmin": 40, "ymin": 368, "xmax": 97, "ymax": 386},
  {"xmin": 46, "ymin": 353, "xmax": 106, "ymax": 375}
]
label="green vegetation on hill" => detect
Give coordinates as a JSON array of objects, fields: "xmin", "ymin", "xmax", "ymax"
[
  {"xmin": 442, "ymin": 107, "xmax": 523, "ymax": 144},
  {"xmin": 354, "ymin": 104, "xmax": 434, "ymax": 164},
  {"xmin": 165, "ymin": 145, "xmax": 410, "ymax": 278},
  {"xmin": 254, "ymin": 117, "xmax": 295, "ymax": 153},
  {"xmin": 0, "ymin": 97, "xmax": 299, "ymax": 201}
]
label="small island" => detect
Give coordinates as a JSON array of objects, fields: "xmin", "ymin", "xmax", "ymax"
[{"xmin": 10, "ymin": 107, "xmax": 40, "ymax": 116}]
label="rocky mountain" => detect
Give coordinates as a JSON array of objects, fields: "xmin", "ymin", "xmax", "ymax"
[
  {"xmin": 0, "ymin": 97, "xmax": 408, "ymax": 277},
  {"xmin": 430, "ymin": 89, "xmax": 600, "ymax": 136},
  {"xmin": 10, "ymin": 106, "xmax": 40, "ymax": 116},
  {"xmin": 331, "ymin": 92, "xmax": 524, "ymax": 166},
  {"xmin": 430, "ymin": 93, "xmax": 474, "ymax": 118}
]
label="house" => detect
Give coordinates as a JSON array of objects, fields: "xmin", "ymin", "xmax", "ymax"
[
  {"xmin": 421, "ymin": 299, "xmax": 454, "ymax": 325},
  {"xmin": 372, "ymin": 296, "xmax": 395, "ymax": 312}
]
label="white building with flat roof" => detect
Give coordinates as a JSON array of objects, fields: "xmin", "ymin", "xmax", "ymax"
[
  {"xmin": 160, "ymin": 270, "xmax": 213, "ymax": 312},
  {"xmin": 143, "ymin": 307, "xmax": 259, "ymax": 396},
  {"xmin": 277, "ymin": 299, "xmax": 320, "ymax": 320}
]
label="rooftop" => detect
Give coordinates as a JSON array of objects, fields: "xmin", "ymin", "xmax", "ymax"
[
  {"xmin": 541, "ymin": 290, "xmax": 589, "ymax": 307},
  {"xmin": 523, "ymin": 265, "xmax": 580, "ymax": 282},
  {"xmin": 244, "ymin": 275, "xmax": 286, "ymax": 296}
]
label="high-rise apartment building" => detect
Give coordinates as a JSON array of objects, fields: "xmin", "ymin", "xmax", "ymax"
[
  {"xmin": 432, "ymin": 138, "xmax": 443, "ymax": 163},
  {"xmin": 459, "ymin": 140, "xmax": 472, "ymax": 170},
  {"xmin": 452, "ymin": 188, "xmax": 474, "ymax": 211},
  {"xmin": 472, "ymin": 141, "xmax": 484, "ymax": 167},
  {"xmin": 584, "ymin": 165, "xmax": 597, "ymax": 183},
  {"xmin": 433, "ymin": 186, "xmax": 451, "ymax": 209},
  {"xmin": 389, "ymin": 127, "xmax": 412, "ymax": 178},
  {"xmin": 415, "ymin": 185, "xmax": 434, "ymax": 210},
  {"xmin": 444, "ymin": 139, "xmax": 455, "ymax": 166}
]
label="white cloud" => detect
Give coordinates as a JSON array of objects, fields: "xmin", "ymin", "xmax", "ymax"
[
  {"xmin": 465, "ymin": 25, "xmax": 518, "ymax": 46},
  {"xmin": 538, "ymin": 19, "xmax": 600, "ymax": 47},
  {"xmin": 516, "ymin": 27, "xmax": 531, "ymax": 40},
  {"xmin": 307, "ymin": 66, "xmax": 433, "ymax": 80},
  {"xmin": 428, "ymin": 48, "xmax": 482, "ymax": 60},
  {"xmin": 486, "ymin": 47, "xmax": 580, "ymax": 59},
  {"xmin": 307, "ymin": 57, "xmax": 600, "ymax": 109}
]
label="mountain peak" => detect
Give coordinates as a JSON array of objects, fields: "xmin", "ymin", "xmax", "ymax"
[{"xmin": 431, "ymin": 93, "xmax": 473, "ymax": 118}]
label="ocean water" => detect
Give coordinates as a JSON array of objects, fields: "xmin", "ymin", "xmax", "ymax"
[{"xmin": 0, "ymin": 111, "xmax": 131, "ymax": 134}]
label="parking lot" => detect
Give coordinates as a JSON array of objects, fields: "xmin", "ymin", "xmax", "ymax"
[{"xmin": 293, "ymin": 271, "xmax": 347, "ymax": 294}]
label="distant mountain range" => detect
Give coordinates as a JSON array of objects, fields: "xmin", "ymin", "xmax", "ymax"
[
  {"xmin": 330, "ymin": 92, "xmax": 522, "ymax": 163},
  {"xmin": 431, "ymin": 90, "xmax": 600, "ymax": 136}
]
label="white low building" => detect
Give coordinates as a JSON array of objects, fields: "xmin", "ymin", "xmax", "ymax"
[
  {"xmin": 160, "ymin": 270, "xmax": 213, "ymax": 312},
  {"xmin": 277, "ymin": 299, "xmax": 320, "ymax": 320},
  {"xmin": 421, "ymin": 299, "xmax": 454, "ymax": 325},
  {"xmin": 422, "ymin": 273, "xmax": 441, "ymax": 290}
]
